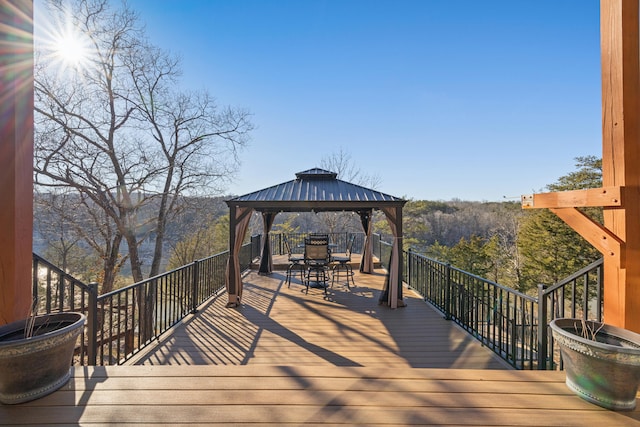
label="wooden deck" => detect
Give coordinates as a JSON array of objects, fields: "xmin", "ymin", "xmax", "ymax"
[
  {"xmin": 2, "ymin": 366, "xmax": 640, "ymax": 426},
  {"xmin": 2, "ymin": 268, "xmax": 640, "ymax": 425},
  {"xmin": 131, "ymin": 267, "xmax": 508, "ymax": 369}
]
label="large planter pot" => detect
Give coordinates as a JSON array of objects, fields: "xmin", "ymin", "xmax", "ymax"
[
  {"xmin": 549, "ymin": 318, "xmax": 640, "ymax": 411},
  {"xmin": 0, "ymin": 312, "xmax": 85, "ymax": 405}
]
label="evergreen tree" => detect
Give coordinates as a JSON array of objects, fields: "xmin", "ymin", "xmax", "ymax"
[
  {"xmin": 448, "ymin": 235, "xmax": 499, "ymax": 280},
  {"xmin": 424, "ymin": 241, "xmax": 451, "ymax": 263},
  {"xmin": 516, "ymin": 156, "xmax": 602, "ymax": 292}
]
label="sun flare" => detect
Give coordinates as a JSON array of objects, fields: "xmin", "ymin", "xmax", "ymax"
[
  {"xmin": 54, "ymin": 31, "xmax": 90, "ymax": 66},
  {"xmin": 48, "ymin": 25, "xmax": 94, "ymax": 74},
  {"xmin": 36, "ymin": 4, "xmax": 95, "ymax": 76}
]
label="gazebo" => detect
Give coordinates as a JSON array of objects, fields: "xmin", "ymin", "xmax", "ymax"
[{"xmin": 224, "ymin": 168, "xmax": 407, "ymax": 309}]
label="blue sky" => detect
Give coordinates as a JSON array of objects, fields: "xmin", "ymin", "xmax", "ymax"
[{"xmin": 41, "ymin": 0, "xmax": 603, "ymax": 201}]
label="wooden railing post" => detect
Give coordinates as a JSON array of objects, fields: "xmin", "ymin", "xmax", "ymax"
[
  {"xmin": 191, "ymin": 260, "xmax": 200, "ymax": 314},
  {"xmin": 537, "ymin": 283, "xmax": 549, "ymax": 370},
  {"xmin": 87, "ymin": 282, "xmax": 99, "ymax": 366}
]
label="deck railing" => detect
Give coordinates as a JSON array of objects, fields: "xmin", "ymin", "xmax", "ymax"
[
  {"xmin": 270, "ymin": 232, "xmax": 365, "ymax": 256},
  {"xmin": 390, "ymin": 239, "xmax": 604, "ymax": 370},
  {"xmin": 32, "ymin": 235, "xmax": 260, "ymax": 365},
  {"xmin": 32, "ymin": 254, "xmax": 93, "ymax": 365},
  {"xmin": 536, "ymin": 259, "xmax": 604, "ymax": 369},
  {"xmin": 33, "ymin": 232, "xmax": 603, "ymax": 369}
]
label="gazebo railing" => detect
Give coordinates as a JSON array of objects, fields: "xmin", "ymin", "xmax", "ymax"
[{"xmin": 270, "ymin": 232, "xmax": 365, "ymax": 256}]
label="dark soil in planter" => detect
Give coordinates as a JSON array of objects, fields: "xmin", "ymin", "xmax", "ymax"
[
  {"xmin": 0, "ymin": 319, "xmax": 78, "ymax": 342},
  {"xmin": 566, "ymin": 325, "xmax": 640, "ymax": 348}
]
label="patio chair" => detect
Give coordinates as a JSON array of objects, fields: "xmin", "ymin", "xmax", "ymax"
[
  {"xmin": 284, "ymin": 235, "xmax": 305, "ymax": 287},
  {"xmin": 331, "ymin": 234, "xmax": 356, "ymax": 288},
  {"xmin": 303, "ymin": 236, "xmax": 330, "ymax": 294},
  {"xmin": 309, "ymin": 233, "xmax": 329, "ymax": 240}
]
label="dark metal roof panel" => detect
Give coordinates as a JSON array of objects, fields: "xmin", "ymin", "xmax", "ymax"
[{"xmin": 228, "ymin": 170, "xmax": 404, "ymax": 204}]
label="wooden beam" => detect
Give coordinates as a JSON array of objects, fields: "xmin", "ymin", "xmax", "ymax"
[
  {"xmin": 0, "ymin": 0, "xmax": 34, "ymax": 325},
  {"xmin": 521, "ymin": 186, "xmax": 623, "ymax": 209},
  {"xmin": 600, "ymin": 0, "xmax": 640, "ymax": 331},
  {"xmin": 519, "ymin": 1, "xmax": 640, "ymax": 333}
]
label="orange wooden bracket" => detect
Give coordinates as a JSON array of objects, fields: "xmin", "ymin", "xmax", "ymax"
[
  {"xmin": 550, "ymin": 207, "xmax": 624, "ymax": 267},
  {"xmin": 521, "ymin": 186, "xmax": 625, "ymax": 268},
  {"xmin": 521, "ymin": 186, "xmax": 623, "ymax": 209}
]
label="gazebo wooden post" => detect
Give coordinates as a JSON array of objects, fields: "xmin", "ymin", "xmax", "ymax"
[
  {"xmin": 395, "ymin": 205, "xmax": 404, "ymax": 304},
  {"xmin": 0, "ymin": 0, "xmax": 34, "ymax": 326},
  {"xmin": 226, "ymin": 204, "xmax": 239, "ymax": 307},
  {"xmin": 522, "ymin": 0, "xmax": 640, "ymax": 332}
]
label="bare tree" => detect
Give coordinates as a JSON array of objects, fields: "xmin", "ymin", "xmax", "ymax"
[
  {"xmin": 34, "ymin": 189, "xmax": 124, "ymax": 290},
  {"xmin": 34, "ymin": 0, "xmax": 253, "ymax": 292},
  {"xmin": 34, "ymin": 189, "xmax": 85, "ymax": 274},
  {"xmin": 315, "ymin": 148, "xmax": 380, "ymax": 236},
  {"xmin": 320, "ymin": 147, "xmax": 381, "ymax": 189}
]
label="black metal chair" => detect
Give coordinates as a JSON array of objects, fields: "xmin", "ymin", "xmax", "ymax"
[
  {"xmin": 331, "ymin": 234, "xmax": 356, "ymax": 288},
  {"xmin": 284, "ymin": 235, "xmax": 305, "ymax": 287},
  {"xmin": 303, "ymin": 236, "xmax": 330, "ymax": 294}
]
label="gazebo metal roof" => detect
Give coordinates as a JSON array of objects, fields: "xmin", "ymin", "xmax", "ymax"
[
  {"xmin": 224, "ymin": 168, "xmax": 407, "ymax": 309},
  {"xmin": 226, "ymin": 168, "xmax": 406, "ymax": 212}
]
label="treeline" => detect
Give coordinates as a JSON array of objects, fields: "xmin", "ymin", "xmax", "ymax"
[
  {"xmin": 33, "ymin": 193, "xmax": 230, "ymax": 289},
  {"xmin": 34, "ymin": 156, "xmax": 603, "ymax": 296},
  {"xmin": 394, "ymin": 155, "xmax": 603, "ymax": 294},
  {"xmin": 386, "ymin": 196, "xmax": 599, "ymax": 294},
  {"xmin": 164, "ymin": 156, "xmax": 602, "ymax": 295}
]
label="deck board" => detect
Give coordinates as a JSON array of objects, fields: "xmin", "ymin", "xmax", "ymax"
[
  {"xmin": 131, "ymin": 269, "xmax": 508, "ymax": 369},
  {"xmin": 2, "ymin": 366, "xmax": 640, "ymax": 425},
  {"xmin": 3, "ymin": 269, "xmax": 640, "ymax": 425}
]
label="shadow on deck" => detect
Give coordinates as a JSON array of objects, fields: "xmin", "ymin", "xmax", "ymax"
[
  {"xmin": 131, "ymin": 267, "xmax": 509, "ymax": 369},
  {"xmin": 6, "ymin": 269, "xmax": 640, "ymax": 426}
]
